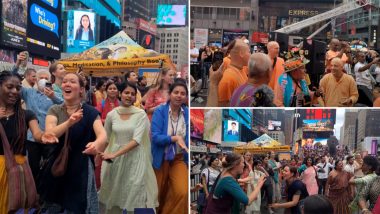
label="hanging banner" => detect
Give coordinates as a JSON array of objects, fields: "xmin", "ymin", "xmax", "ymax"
[
  {"xmin": 191, "ymin": 109, "xmax": 204, "ymax": 139},
  {"xmin": 1, "ymin": 0, "xmax": 28, "ymax": 49}
]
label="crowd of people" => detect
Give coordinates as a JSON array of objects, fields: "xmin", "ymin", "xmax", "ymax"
[
  {"xmin": 191, "ymin": 147, "xmax": 380, "ymax": 214},
  {"xmin": 190, "ymin": 37, "xmax": 380, "ymax": 107},
  {"xmin": 0, "ymin": 51, "xmax": 189, "ymax": 213}
]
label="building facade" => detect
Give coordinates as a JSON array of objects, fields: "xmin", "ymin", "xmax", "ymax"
[
  {"xmin": 158, "ymin": 27, "xmax": 188, "ymax": 71},
  {"xmin": 343, "ymin": 110, "xmax": 358, "ymax": 150},
  {"xmin": 357, "ymin": 109, "xmax": 380, "ymax": 150}
]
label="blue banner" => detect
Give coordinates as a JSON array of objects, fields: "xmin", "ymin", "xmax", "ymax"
[{"xmin": 30, "ymin": 3, "xmax": 59, "ymax": 37}]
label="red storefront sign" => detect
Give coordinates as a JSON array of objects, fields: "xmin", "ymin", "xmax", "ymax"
[
  {"xmin": 252, "ymin": 32, "xmax": 269, "ymax": 44},
  {"xmin": 135, "ymin": 18, "xmax": 157, "ymax": 36}
]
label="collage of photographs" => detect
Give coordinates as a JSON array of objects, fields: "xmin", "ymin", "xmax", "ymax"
[{"xmin": 0, "ymin": 0, "xmax": 380, "ymax": 214}]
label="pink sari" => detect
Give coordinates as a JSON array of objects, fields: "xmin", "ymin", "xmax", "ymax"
[{"xmin": 301, "ymin": 166, "xmax": 318, "ymax": 195}]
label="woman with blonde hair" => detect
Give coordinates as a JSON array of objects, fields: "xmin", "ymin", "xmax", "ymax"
[{"xmin": 143, "ymin": 67, "xmax": 176, "ymax": 120}]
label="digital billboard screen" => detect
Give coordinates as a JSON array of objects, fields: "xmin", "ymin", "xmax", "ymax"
[
  {"xmin": 224, "ymin": 120, "xmax": 240, "ymax": 142},
  {"xmin": 66, "ymin": 10, "xmax": 96, "ymax": 53},
  {"xmin": 157, "ymin": 5, "xmax": 186, "ymax": 26},
  {"xmin": 138, "ymin": 30, "xmax": 155, "ymax": 50},
  {"xmin": 203, "ymin": 109, "xmax": 222, "ymax": 144},
  {"xmin": 1, "ymin": 0, "xmax": 28, "ymax": 49},
  {"xmin": 27, "ymin": 0, "xmax": 61, "ymax": 59},
  {"xmin": 222, "ymin": 30, "xmax": 249, "ymax": 45},
  {"xmin": 302, "ymin": 119, "xmax": 334, "ymax": 131},
  {"xmin": 268, "ymin": 120, "xmax": 281, "ymax": 131},
  {"xmin": 191, "ymin": 109, "xmax": 204, "ymax": 139}
]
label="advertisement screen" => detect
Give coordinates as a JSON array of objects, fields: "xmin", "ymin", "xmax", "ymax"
[
  {"xmin": 191, "ymin": 109, "xmax": 204, "ymax": 139},
  {"xmin": 203, "ymin": 110, "xmax": 222, "ymax": 144},
  {"xmin": 194, "ymin": 28, "xmax": 208, "ymax": 49},
  {"xmin": 157, "ymin": 5, "xmax": 186, "ymax": 26},
  {"xmin": 138, "ymin": 68, "xmax": 160, "ymax": 87},
  {"xmin": 302, "ymin": 119, "xmax": 334, "ymax": 131},
  {"xmin": 222, "ymin": 30, "xmax": 249, "ymax": 45},
  {"xmin": 224, "ymin": 120, "xmax": 240, "ymax": 142},
  {"xmin": 0, "ymin": 49, "xmax": 15, "ymax": 63},
  {"xmin": 27, "ymin": 0, "xmax": 61, "ymax": 58},
  {"xmin": 1, "ymin": 0, "xmax": 28, "ymax": 49},
  {"xmin": 268, "ymin": 120, "xmax": 281, "ymax": 131},
  {"xmin": 138, "ymin": 30, "xmax": 155, "ymax": 50},
  {"xmin": 66, "ymin": 10, "xmax": 96, "ymax": 53}
]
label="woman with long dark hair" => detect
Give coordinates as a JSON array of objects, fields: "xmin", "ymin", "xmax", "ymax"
[
  {"xmin": 300, "ymin": 157, "xmax": 318, "ymax": 196},
  {"xmin": 0, "ymin": 71, "xmax": 57, "ymax": 213},
  {"xmin": 151, "ymin": 80, "xmax": 189, "ymax": 214},
  {"xmin": 204, "ymin": 153, "xmax": 266, "ymax": 214},
  {"xmin": 99, "ymin": 82, "xmax": 158, "ymax": 213},
  {"xmin": 270, "ymin": 166, "xmax": 309, "ymax": 214},
  {"xmin": 75, "ymin": 14, "xmax": 94, "ymax": 41},
  {"xmin": 41, "ymin": 73, "xmax": 107, "ymax": 213}
]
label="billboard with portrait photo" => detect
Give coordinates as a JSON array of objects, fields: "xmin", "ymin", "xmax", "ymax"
[
  {"xmin": 1, "ymin": 0, "xmax": 28, "ymax": 49},
  {"xmin": 66, "ymin": 10, "xmax": 96, "ymax": 53},
  {"xmin": 224, "ymin": 120, "xmax": 240, "ymax": 142}
]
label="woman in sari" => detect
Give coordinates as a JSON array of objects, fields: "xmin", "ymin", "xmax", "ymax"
[
  {"xmin": 325, "ymin": 159, "xmax": 353, "ymax": 214},
  {"xmin": 98, "ymin": 82, "xmax": 158, "ymax": 213}
]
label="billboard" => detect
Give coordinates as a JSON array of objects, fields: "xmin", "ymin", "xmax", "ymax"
[
  {"xmin": 268, "ymin": 120, "xmax": 281, "ymax": 131},
  {"xmin": 224, "ymin": 120, "xmax": 240, "ymax": 142},
  {"xmin": 138, "ymin": 68, "xmax": 160, "ymax": 87},
  {"xmin": 302, "ymin": 119, "xmax": 334, "ymax": 131},
  {"xmin": 203, "ymin": 109, "xmax": 222, "ymax": 144},
  {"xmin": 190, "ymin": 109, "xmax": 204, "ymax": 139},
  {"xmin": 157, "ymin": 5, "xmax": 186, "ymax": 26},
  {"xmin": 1, "ymin": 0, "xmax": 28, "ymax": 49},
  {"xmin": 138, "ymin": 30, "xmax": 155, "ymax": 50},
  {"xmin": 27, "ymin": 0, "xmax": 61, "ymax": 58},
  {"xmin": 194, "ymin": 28, "xmax": 208, "ymax": 49},
  {"xmin": 222, "ymin": 30, "xmax": 249, "ymax": 45},
  {"xmin": 66, "ymin": 10, "xmax": 96, "ymax": 53},
  {"xmin": 0, "ymin": 49, "xmax": 15, "ymax": 63}
]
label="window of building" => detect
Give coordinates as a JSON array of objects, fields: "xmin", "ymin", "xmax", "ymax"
[{"xmin": 203, "ymin": 7, "xmax": 211, "ymax": 19}]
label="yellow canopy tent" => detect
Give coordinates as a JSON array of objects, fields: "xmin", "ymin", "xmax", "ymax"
[
  {"xmin": 58, "ymin": 31, "xmax": 174, "ymax": 77},
  {"xmin": 234, "ymin": 134, "xmax": 290, "ymax": 154}
]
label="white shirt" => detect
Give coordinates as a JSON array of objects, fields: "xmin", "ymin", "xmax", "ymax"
[
  {"xmin": 354, "ymin": 62, "xmax": 373, "ymax": 90},
  {"xmin": 190, "ymin": 48, "xmax": 199, "ymax": 63},
  {"xmin": 374, "ymin": 66, "xmax": 380, "ymax": 83},
  {"xmin": 344, "ymin": 163, "xmax": 355, "ymax": 174},
  {"xmin": 167, "ymin": 106, "xmax": 186, "ymax": 154},
  {"xmin": 316, "ymin": 162, "xmax": 333, "ymax": 179}
]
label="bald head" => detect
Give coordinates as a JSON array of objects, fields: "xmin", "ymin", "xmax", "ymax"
[
  {"xmin": 230, "ymin": 39, "xmax": 251, "ymax": 67},
  {"xmin": 331, "ymin": 57, "xmax": 344, "ymax": 79},
  {"xmin": 330, "ymin": 39, "xmax": 341, "ymax": 51},
  {"xmin": 267, "ymin": 41, "xmax": 280, "ymax": 59},
  {"xmin": 248, "ymin": 53, "xmax": 272, "ymax": 82}
]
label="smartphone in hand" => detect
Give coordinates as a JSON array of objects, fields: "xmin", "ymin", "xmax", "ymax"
[{"xmin": 212, "ymin": 51, "xmax": 224, "ymax": 71}]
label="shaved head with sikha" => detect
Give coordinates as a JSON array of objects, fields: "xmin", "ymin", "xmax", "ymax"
[
  {"xmin": 267, "ymin": 41, "xmax": 280, "ymax": 59},
  {"xmin": 330, "ymin": 57, "xmax": 344, "ymax": 79}
]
